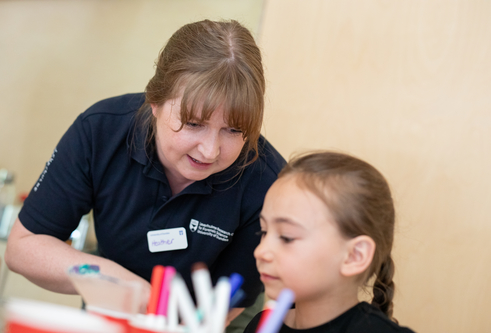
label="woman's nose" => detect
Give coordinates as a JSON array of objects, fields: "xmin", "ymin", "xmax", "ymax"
[{"xmin": 198, "ymin": 131, "xmax": 220, "ymax": 160}]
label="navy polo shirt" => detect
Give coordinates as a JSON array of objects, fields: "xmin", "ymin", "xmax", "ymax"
[{"xmin": 19, "ymin": 93, "xmax": 286, "ymax": 306}]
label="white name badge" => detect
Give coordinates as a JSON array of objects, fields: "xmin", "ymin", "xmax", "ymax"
[{"xmin": 147, "ymin": 227, "xmax": 188, "ymax": 253}]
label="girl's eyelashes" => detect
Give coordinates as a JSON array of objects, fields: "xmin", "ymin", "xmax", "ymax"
[
  {"xmin": 256, "ymin": 229, "xmax": 295, "ymax": 244},
  {"xmin": 256, "ymin": 230, "xmax": 267, "ymax": 238},
  {"xmin": 280, "ymin": 236, "xmax": 295, "ymax": 244}
]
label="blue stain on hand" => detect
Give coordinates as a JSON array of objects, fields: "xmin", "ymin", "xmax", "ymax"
[{"xmin": 69, "ymin": 264, "xmax": 100, "ymax": 274}]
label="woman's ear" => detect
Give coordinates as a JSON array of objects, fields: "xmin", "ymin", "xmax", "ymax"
[
  {"xmin": 150, "ymin": 103, "xmax": 159, "ymax": 117},
  {"xmin": 340, "ymin": 235, "xmax": 375, "ymax": 277}
]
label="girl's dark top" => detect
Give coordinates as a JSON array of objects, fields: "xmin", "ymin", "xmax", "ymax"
[
  {"xmin": 18, "ymin": 93, "xmax": 286, "ymax": 306},
  {"xmin": 244, "ymin": 302, "xmax": 415, "ymax": 333}
]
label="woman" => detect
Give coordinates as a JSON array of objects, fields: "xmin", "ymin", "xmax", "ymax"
[{"xmin": 5, "ymin": 19, "xmax": 285, "ymax": 329}]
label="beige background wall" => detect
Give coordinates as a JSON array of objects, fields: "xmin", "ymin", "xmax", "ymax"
[
  {"xmin": 1, "ymin": 0, "xmax": 490, "ymax": 332},
  {"xmin": 259, "ymin": 1, "xmax": 491, "ymax": 332}
]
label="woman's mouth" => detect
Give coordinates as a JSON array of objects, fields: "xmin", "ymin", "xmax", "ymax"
[{"xmin": 188, "ymin": 155, "xmax": 213, "ymax": 168}]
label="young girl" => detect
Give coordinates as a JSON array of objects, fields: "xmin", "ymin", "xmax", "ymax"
[{"xmin": 245, "ymin": 151, "xmax": 415, "ymax": 333}]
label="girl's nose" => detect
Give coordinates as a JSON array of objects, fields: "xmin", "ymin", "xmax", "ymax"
[{"xmin": 254, "ymin": 238, "xmax": 273, "ymax": 262}]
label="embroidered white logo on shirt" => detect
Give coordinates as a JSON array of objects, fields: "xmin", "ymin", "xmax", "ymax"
[
  {"xmin": 34, "ymin": 148, "xmax": 57, "ymax": 192},
  {"xmin": 188, "ymin": 219, "xmax": 234, "ymax": 242},
  {"xmin": 189, "ymin": 219, "xmax": 199, "ymax": 232}
]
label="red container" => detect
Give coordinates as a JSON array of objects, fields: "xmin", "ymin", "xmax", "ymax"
[
  {"xmin": 5, "ymin": 298, "xmax": 124, "ymax": 333},
  {"xmin": 86, "ymin": 306, "xmax": 132, "ymax": 333}
]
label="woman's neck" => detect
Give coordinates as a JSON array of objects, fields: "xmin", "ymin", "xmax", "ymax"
[
  {"xmin": 166, "ymin": 174, "xmax": 194, "ymax": 196},
  {"xmin": 284, "ymin": 289, "xmax": 359, "ymax": 330},
  {"xmin": 157, "ymin": 155, "xmax": 194, "ymax": 195}
]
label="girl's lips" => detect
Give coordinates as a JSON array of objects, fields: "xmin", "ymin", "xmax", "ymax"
[{"xmin": 260, "ymin": 273, "xmax": 279, "ymax": 282}]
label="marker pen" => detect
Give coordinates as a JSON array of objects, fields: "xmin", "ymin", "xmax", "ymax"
[
  {"xmin": 229, "ymin": 289, "xmax": 246, "ymax": 309},
  {"xmin": 256, "ymin": 300, "xmax": 275, "ymax": 333},
  {"xmin": 173, "ymin": 273, "xmax": 200, "ymax": 333},
  {"xmin": 157, "ymin": 266, "xmax": 176, "ymax": 317},
  {"xmin": 191, "ymin": 262, "xmax": 213, "ymax": 324},
  {"xmin": 257, "ymin": 289, "xmax": 295, "ymax": 333},
  {"xmin": 147, "ymin": 265, "xmax": 165, "ymax": 315},
  {"xmin": 228, "ymin": 273, "xmax": 244, "ymax": 300},
  {"xmin": 166, "ymin": 275, "xmax": 179, "ymax": 331},
  {"xmin": 209, "ymin": 277, "xmax": 231, "ymax": 333}
]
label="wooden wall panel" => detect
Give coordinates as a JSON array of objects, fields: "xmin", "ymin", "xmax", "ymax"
[{"xmin": 259, "ymin": 1, "xmax": 491, "ymax": 332}]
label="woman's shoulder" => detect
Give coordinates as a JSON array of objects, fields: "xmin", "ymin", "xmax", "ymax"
[
  {"xmin": 81, "ymin": 93, "xmax": 146, "ymax": 119},
  {"xmin": 253, "ymin": 135, "xmax": 287, "ymax": 175}
]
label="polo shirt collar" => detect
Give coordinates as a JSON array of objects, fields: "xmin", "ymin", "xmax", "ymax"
[{"xmin": 127, "ymin": 118, "xmax": 148, "ymax": 166}]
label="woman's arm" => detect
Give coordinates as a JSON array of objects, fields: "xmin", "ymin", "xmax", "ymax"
[
  {"xmin": 226, "ymin": 308, "xmax": 245, "ymax": 326},
  {"xmin": 5, "ymin": 218, "xmax": 151, "ymax": 294}
]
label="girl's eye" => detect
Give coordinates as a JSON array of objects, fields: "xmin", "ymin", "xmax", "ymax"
[
  {"xmin": 255, "ymin": 230, "xmax": 267, "ymax": 238},
  {"xmin": 280, "ymin": 236, "xmax": 295, "ymax": 244},
  {"xmin": 186, "ymin": 122, "xmax": 202, "ymax": 128}
]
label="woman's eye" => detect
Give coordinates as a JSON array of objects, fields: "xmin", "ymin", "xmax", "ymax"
[
  {"xmin": 228, "ymin": 128, "xmax": 243, "ymax": 135},
  {"xmin": 186, "ymin": 122, "xmax": 202, "ymax": 128}
]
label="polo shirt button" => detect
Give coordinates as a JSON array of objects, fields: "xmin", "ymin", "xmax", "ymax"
[{"xmin": 162, "ymin": 196, "xmax": 168, "ymax": 202}]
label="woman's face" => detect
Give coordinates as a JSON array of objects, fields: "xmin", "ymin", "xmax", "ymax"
[
  {"xmin": 254, "ymin": 176, "xmax": 350, "ymax": 303},
  {"xmin": 151, "ymin": 94, "xmax": 246, "ymax": 190}
]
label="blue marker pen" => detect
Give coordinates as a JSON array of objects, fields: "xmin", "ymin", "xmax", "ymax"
[
  {"xmin": 228, "ymin": 273, "xmax": 244, "ymax": 299},
  {"xmin": 257, "ymin": 289, "xmax": 295, "ymax": 333},
  {"xmin": 229, "ymin": 288, "xmax": 246, "ymax": 309}
]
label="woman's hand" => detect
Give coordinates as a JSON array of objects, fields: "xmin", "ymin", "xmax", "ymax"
[{"xmin": 226, "ymin": 307, "xmax": 245, "ymax": 326}]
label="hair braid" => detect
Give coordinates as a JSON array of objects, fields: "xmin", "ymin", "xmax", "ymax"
[{"xmin": 372, "ymin": 255, "xmax": 397, "ymax": 322}]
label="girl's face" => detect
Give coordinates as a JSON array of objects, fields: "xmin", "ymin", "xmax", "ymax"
[
  {"xmin": 255, "ymin": 176, "xmax": 350, "ymax": 302},
  {"xmin": 151, "ymin": 94, "xmax": 246, "ymax": 190}
]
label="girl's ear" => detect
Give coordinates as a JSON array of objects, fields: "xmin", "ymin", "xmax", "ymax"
[{"xmin": 340, "ymin": 235, "xmax": 375, "ymax": 277}]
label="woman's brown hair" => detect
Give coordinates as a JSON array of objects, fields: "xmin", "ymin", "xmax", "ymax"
[
  {"xmin": 136, "ymin": 19, "xmax": 265, "ymax": 167},
  {"xmin": 279, "ymin": 151, "xmax": 397, "ymax": 321}
]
